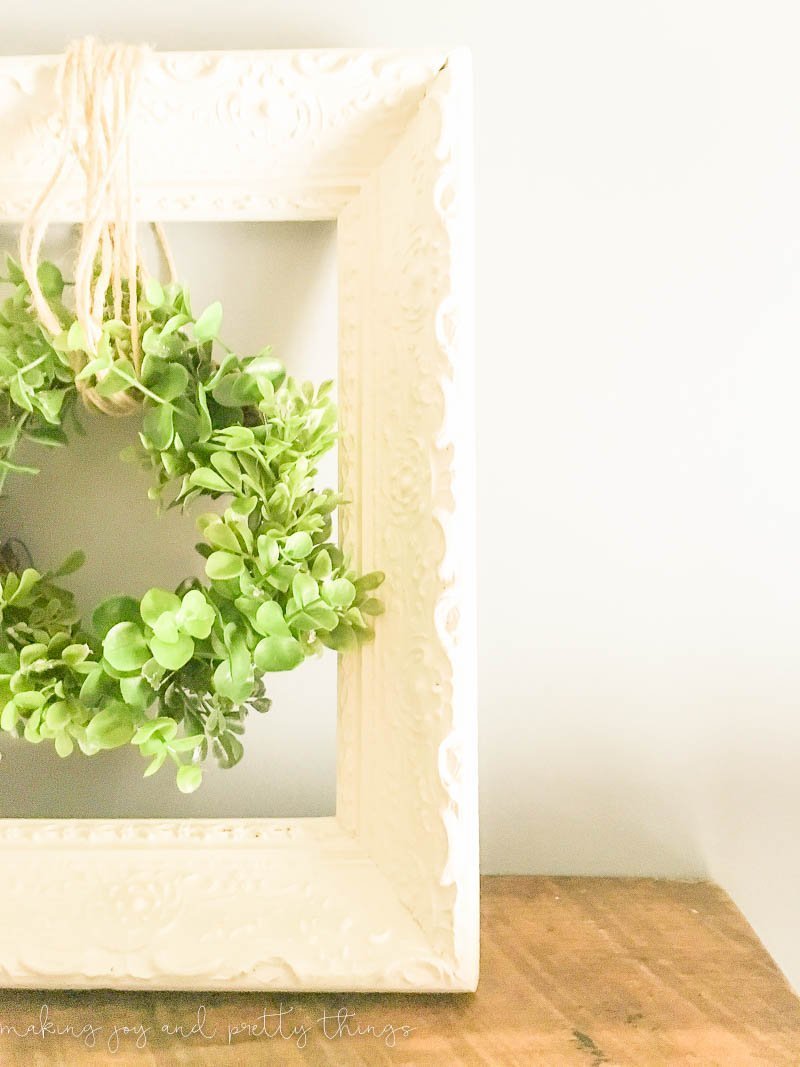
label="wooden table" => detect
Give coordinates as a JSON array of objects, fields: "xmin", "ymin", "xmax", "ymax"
[{"xmin": 0, "ymin": 876, "xmax": 798, "ymax": 1065}]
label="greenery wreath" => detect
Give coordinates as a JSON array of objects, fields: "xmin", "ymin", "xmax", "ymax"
[{"xmin": 0, "ymin": 258, "xmax": 384, "ymax": 793}]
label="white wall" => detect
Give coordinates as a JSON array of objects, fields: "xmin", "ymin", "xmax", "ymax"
[{"xmin": 3, "ymin": 1, "xmax": 800, "ymax": 985}]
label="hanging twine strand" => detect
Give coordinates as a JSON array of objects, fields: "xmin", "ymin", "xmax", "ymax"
[{"xmin": 19, "ymin": 38, "xmax": 176, "ymax": 416}]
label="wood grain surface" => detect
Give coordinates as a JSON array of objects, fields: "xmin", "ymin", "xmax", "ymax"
[{"xmin": 0, "ymin": 875, "xmax": 798, "ymax": 1065}]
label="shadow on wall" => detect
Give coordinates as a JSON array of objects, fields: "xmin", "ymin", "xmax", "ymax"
[
  {"xmin": 699, "ymin": 746, "xmax": 800, "ymax": 991},
  {"xmin": 482, "ymin": 774, "xmax": 708, "ymax": 879}
]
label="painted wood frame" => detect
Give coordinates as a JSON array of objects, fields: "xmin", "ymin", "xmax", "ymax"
[{"xmin": 0, "ymin": 47, "xmax": 477, "ymax": 991}]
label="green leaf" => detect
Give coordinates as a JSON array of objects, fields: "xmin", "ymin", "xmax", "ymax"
[
  {"xmin": 35, "ymin": 389, "xmax": 66, "ymax": 424},
  {"xmin": 174, "ymin": 400, "xmax": 201, "ymax": 447},
  {"xmin": 188, "ymin": 467, "xmax": 231, "ymax": 494},
  {"xmin": 7, "ymin": 568, "xmax": 41, "ymax": 604},
  {"xmin": 132, "ymin": 717, "xmax": 178, "ymax": 744},
  {"xmin": 37, "ymin": 261, "xmax": 64, "ymax": 299},
  {"xmin": 140, "ymin": 353, "xmax": 165, "ymax": 386},
  {"xmin": 177, "ymin": 589, "xmax": 215, "ymax": 639},
  {"xmin": 305, "ymin": 603, "xmax": 338, "ymax": 631},
  {"xmin": 194, "ymin": 301, "xmax": 223, "ymax": 343},
  {"xmin": 15, "ymin": 690, "xmax": 45, "ymax": 710},
  {"xmin": 51, "ymin": 550, "xmax": 86, "ymax": 578},
  {"xmin": 85, "ymin": 704, "xmax": 137, "ymax": 750},
  {"xmin": 161, "ymin": 313, "xmax": 190, "ymax": 337},
  {"xmin": 284, "ymin": 532, "xmax": 313, "ymax": 560},
  {"xmin": 45, "ymin": 701, "xmax": 72, "ymax": 730},
  {"xmin": 144, "ymin": 277, "xmax": 164, "ymax": 307},
  {"xmin": 142, "ymin": 403, "xmax": 174, "ymax": 451},
  {"xmin": 195, "ymin": 384, "xmax": 213, "ymax": 441},
  {"xmin": 257, "ymin": 534, "xmax": 280, "ymax": 571},
  {"xmin": 254, "ymin": 635, "xmax": 304, "ymax": 672},
  {"xmin": 322, "ymin": 578, "xmax": 356, "ymax": 609},
  {"xmin": 292, "ymin": 573, "xmax": 318, "ymax": 608},
  {"xmin": 149, "ymin": 632, "xmax": 194, "ymax": 671},
  {"xmin": 254, "ymin": 600, "xmax": 291, "ymax": 637},
  {"xmin": 172, "ymin": 734, "xmax": 205, "ymax": 753},
  {"xmin": 95, "ymin": 359, "xmax": 135, "ymax": 397},
  {"xmin": 79, "ymin": 667, "xmax": 116, "ymax": 708},
  {"xmin": 54, "ymin": 732, "xmax": 74, "ymax": 758},
  {"xmin": 319, "ymin": 622, "xmax": 357, "ymax": 652},
  {"xmin": 311, "ymin": 550, "xmax": 332, "ymax": 581},
  {"xmin": 141, "ymin": 330, "xmax": 166, "ymax": 359},
  {"xmin": 23, "ymin": 709, "xmax": 44, "ymax": 743},
  {"xmin": 142, "ymin": 657, "xmax": 166, "ymax": 689},
  {"xmin": 345, "ymin": 606, "xmax": 366, "ymax": 628},
  {"xmin": 153, "ymin": 612, "xmax": 179, "ymax": 643},
  {"xmin": 216, "ymin": 425, "xmax": 255, "ymax": 451},
  {"xmin": 215, "ymin": 732, "xmax": 244, "ymax": 769},
  {"xmin": 206, "ymin": 551, "xmax": 243, "ymax": 581},
  {"xmin": 213, "ymin": 659, "xmax": 252, "ymax": 703},
  {"xmin": 143, "ymin": 749, "xmax": 168, "ymax": 777},
  {"xmin": 360, "ymin": 598, "xmax": 385, "ymax": 616},
  {"xmin": 354, "ymin": 571, "xmax": 385, "ymax": 594},
  {"xmin": 151, "ymin": 362, "xmax": 188, "ymax": 403},
  {"xmin": 103, "ymin": 319, "xmax": 129, "ymax": 340},
  {"xmin": 266, "ymin": 567, "xmax": 293, "ymax": 593},
  {"xmin": 176, "ymin": 764, "xmax": 203, "ymax": 794},
  {"xmin": 62, "ymin": 643, "xmax": 91, "ymax": 667},
  {"xmin": 246, "ymin": 352, "xmax": 284, "ymax": 380},
  {"xmin": 20, "ymin": 643, "xmax": 47, "ymax": 670},
  {"xmin": 140, "ymin": 588, "xmax": 181, "ymax": 628},
  {"xmin": 92, "ymin": 596, "xmax": 141, "ymax": 639},
  {"xmin": 150, "ymin": 362, "xmax": 189, "ymax": 403},
  {"xmin": 209, "ymin": 450, "xmax": 242, "ymax": 490},
  {"xmin": 76, "ymin": 356, "xmax": 111, "ymax": 384},
  {"xmin": 212, "ymin": 373, "xmax": 260, "ymax": 408},
  {"xmin": 120, "ymin": 675, "xmax": 156, "ymax": 710},
  {"xmin": 103, "ymin": 622, "xmax": 150, "ymax": 673},
  {"xmin": 203, "ymin": 520, "xmax": 240, "ymax": 552},
  {"xmin": 6, "ymin": 255, "xmax": 24, "ymax": 284},
  {"xmin": 0, "ymin": 701, "xmax": 18, "ymax": 731},
  {"xmin": 176, "ymin": 284, "xmax": 193, "ymax": 317},
  {"xmin": 204, "ymin": 352, "xmax": 237, "ymax": 390},
  {"xmin": 142, "ymin": 327, "xmax": 181, "ymax": 360},
  {"xmin": 225, "ymin": 626, "xmax": 251, "ymax": 686},
  {"xmin": 9, "ymin": 375, "xmax": 33, "ymax": 412},
  {"xmin": 25, "ymin": 424, "xmax": 68, "ymax": 448}
]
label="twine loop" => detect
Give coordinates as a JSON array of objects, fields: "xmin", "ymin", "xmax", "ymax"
[{"xmin": 19, "ymin": 38, "xmax": 174, "ymax": 416}]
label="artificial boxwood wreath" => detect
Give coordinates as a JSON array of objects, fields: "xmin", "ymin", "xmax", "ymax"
[{"xmin": 0, "ymin": 258, "xmax": 384, "ymax": 792}]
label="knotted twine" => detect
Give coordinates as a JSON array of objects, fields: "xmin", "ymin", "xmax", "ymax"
[{"xmin": 19, "ymin": 38, "xmax": 176, "ymax": 416}]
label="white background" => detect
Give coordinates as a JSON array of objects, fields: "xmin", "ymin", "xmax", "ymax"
[{"xmin": 3, "ymin": 1, "xmax": 800, "ymax": 986}]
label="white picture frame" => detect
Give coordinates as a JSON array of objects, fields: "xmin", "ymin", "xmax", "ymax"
[{"xmin": 0, "ymin": 47, "xmax": 477, "ymax": 991}]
